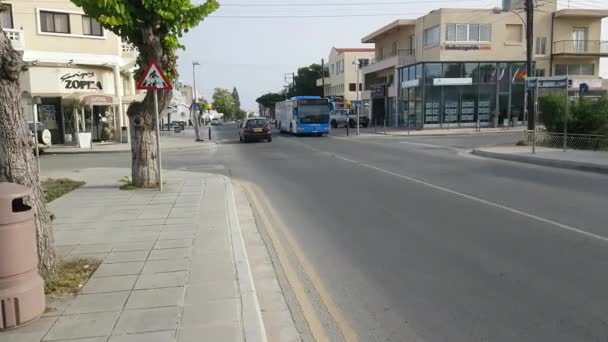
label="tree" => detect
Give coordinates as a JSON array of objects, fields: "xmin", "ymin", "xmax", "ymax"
[
  {"xmin": 213, "ymin": 88, "xmax": 237, "ymax": 120},
  {"xmin": 232, "ymin": 87, "xmax": 241, "ymax": 111},
  {"xmin": 256, "ymin": 92, "xmax": 284, "ymax": 118},
  {"xmin": 72, "ymin": 0, "xmax": 220, "ymax": 187},
  {"xmin": 0, "ymin": 23, "xmax": 56, "ymax": 277},
  {"xmin": 287, "ymin": 64, "xmax": 324, "ymax": 98}
]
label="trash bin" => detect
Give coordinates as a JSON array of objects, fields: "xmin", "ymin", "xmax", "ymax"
[
  {"xmin": 0, "ymin": 183, "xmax": 45, "ymax": 330},
  {"xmin": 174, "ymin": 126, "xmax": 182, "ymax": 133}
]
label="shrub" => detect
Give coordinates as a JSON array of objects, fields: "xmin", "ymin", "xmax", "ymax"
[{"xmin": 539, "ymin": 95, "xmax": 608, "ymax": 135}]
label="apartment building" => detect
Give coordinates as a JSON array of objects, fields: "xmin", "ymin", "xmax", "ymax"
[
  {"xmin": 316, "ymin": 47, "xmax": 375, "ymax": 108},
  {"xmin": 1, "ymin": 0, "xmax": 137, "ymax": 145},
  {"xmin": 361, "ymin": 0, "xmax": 608, "ymax": 129}
]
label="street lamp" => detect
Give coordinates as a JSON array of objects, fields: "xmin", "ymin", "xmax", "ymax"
[
  {"xmin": 352, "ymin": 58, "xmax": 362, "ymax": 135},
  {"xmin": 192, "ymin": 61, "xmax": 202, "ymax": 140}
]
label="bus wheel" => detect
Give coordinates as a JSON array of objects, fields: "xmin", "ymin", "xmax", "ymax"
[{"xmin": 290, "ymin": 123, "xmax": 293, "ymax": 134}]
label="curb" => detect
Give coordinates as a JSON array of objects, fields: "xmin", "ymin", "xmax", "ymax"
[
  {"xmin": 225, "ymin": 177, "xmax": 269, "ymax": 342},
  {"xmin": 472, "ymin": 149, "xmax": 608, "ymax": 175},
  {"xmin": 367, "ymin": 130, "xmax": 524, "ymax": 137},
  {"xmin": 45, "ymin": 149, "xmax": 131, "ymax": 155}
]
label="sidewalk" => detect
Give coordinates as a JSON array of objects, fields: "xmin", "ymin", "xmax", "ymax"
[
  {"xmin": 46, "ymin": 133, "xmax": 212, "ymax": 155},
  {"xmin": 333, "ymin": 125, "xmax": 525, "ymax": 137},
  {"xmin": 0, "ymin": 168, "xmax": 298, "ymax": 342},
  {"xmin": 472, "ymin": 146, "xmax": 608, "ymax": 174}
]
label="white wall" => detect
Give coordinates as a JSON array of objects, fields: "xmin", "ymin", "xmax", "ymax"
[{"xmin": 601, "ymin": 18, "xmax": 607, "ymax": 78}]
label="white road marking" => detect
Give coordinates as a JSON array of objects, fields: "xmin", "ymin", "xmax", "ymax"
[
  {"xmin": 399, "ymin": 141, "xmax": 457, "ymax": 149},
  {"xmin": 325, "ymin": 153, "xmax": 608, "ymax": 244}
]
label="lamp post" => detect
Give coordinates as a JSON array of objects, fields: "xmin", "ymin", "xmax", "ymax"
[{"xmin": 192, "ymin": 61, "xmax": 202, "ymax": 141}]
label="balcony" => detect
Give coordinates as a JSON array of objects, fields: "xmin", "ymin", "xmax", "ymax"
[
  {"xmin": 4, "ymin": 29, "xmax": 25, "ymax": 51},
  {"xmin": 121, "ymin": 42, "xmax": 138, "ymax": 57},
  {"xmin": 361, "ymin": 49, "xmax": 415, "ymax": 75},
  {"xmin": 552, "ymin": 40, "xmax": 608, "ymax": 57}
]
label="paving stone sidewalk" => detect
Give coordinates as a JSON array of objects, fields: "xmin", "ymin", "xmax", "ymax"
[{"xmin": 1, "ymin": 168, "xmax": 296, "ymax": 342}]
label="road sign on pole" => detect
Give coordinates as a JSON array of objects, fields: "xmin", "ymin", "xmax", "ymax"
[{"xmin": 137, "ymin": 60, "xmax": 173, "ymax": 191}]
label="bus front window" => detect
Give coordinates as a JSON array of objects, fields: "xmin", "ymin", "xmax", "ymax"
[{"xmin": 299, "ymin": 105, "xmax": 330, "ymax": 124}]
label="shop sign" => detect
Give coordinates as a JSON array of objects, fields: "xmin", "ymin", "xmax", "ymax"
[
  {"xmin": 83, "ymin": 95, "xmax": 115, "ymax": 106},
  {"xmin": 401, "ymin": 79, "xmax": 420, "ymax": 89},
  {"xmin": 371, "ymin": 85, "xmax": 386, "ymax": 99},
  {"xmin": 434, "ymin": 78, "xmax": 473, "ymax": 86},
  {"xmin": 60, "ymin": 72, "xmax": 103, "ymax": 90},
  {"xmin": 444, "ymin": 44, "xmax": 491, "ymax": 51}
]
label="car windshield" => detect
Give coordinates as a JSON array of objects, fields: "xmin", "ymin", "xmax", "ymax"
[
  {"xmin": 246, "ymin": 119, "xmax": 267, "ymax": 128},
  {"xmin": 299, "ymin": 105, "xmax": 330, "ymax": 124}
]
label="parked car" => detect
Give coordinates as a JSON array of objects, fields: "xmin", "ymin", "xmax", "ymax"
[
  {"xmin": 330, "ymin": 109, "xmax": 369, "ymax": 129},
  {"xmin": 239, "ymin": 118, "xmax": 272, "ymax": 143},
  {"xmin": 211, "ymin": 117, "xmax": 223, "ymax": 125},
  {"xmin": 28, "ymin": 122, "xmax": 52, "ymax": 154}
]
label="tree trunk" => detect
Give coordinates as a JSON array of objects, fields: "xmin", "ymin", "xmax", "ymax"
[
  {"xmin": 127, "ymin": 28, "xmax": 172, "ymax": 188},
  {"xmin": 0, "ymin": 29, "xmax": 56, "ymax": 278}
]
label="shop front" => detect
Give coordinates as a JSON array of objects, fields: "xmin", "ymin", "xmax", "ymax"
[
  {"xmin": 398, "ymin": 61, "xmax": 529, "ymax": 129},
  {"xmin": 20, "ymin": 65, "xmax": 125, "ymax": 146}
]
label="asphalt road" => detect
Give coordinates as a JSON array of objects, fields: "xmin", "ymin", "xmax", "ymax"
[{"xmin": 41, "ymin": 125, "xmax": 608, "ymax": 342}]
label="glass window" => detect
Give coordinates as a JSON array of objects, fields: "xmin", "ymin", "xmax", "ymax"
[
  {"xmin": 480, "ymin": 24, "xmax": 492, "ymax": 42},
  {"xmin": 580, "ymin": 64, "xmax": 594, "ymax": 75},
  {"xmin": 444, "ymin": 63, "xmax": 463, "ymax": 78},
  {"xmin": 480, "ymin": 63, "xmax": 497, "ymax": 84},
  {"xmin": 446, "ymin": 24, "xmax": 456, "ymax": 41},
  {"xmin": 425, "ymin": 63, "xmax": 442, "ymax": 82},
  {"xmin": 497, "ymin": 62, "xmax": 509, "ymax": 92},
  {"xmin": 555, "ymin": 64, "xmax": 567, "ymax": 76},
  {"xmin": 424, "ymin": 26, "xmax": 440, "ymax": 48},
  {"xmin": 464, "ymin": 63, "xmax": 479, "ymax": 83},
  {"xmin": 461, "ymin": 86, "xmax": 477, "ymax": 123},
  {"xmin": 82, "ymin": 16, "xmax": 103, "ymax": 36},
  {"xmin": 469, "ymin": 24, "xmax": 480, "ymax": 41},
  {"xmin": 349, "ymin": 83, "xmax": 356, "ymax": 92},
  {"xmin": 40, "ymin": 11, "xmax": 70, "ymax": 34},
  {"xmin": 511, "ymin": 63, "xmax": 526, "ymax": 84},
  {"xmin": 536, "ymin": 69, "xmax": 546, "ymax": 77},
  {"xmin": 416, "ymin": 64, "xmax": 423, "ymax": 81},
  {"xmin": 478, "ymin": 87, "xmax": 494, "ymax": 123},
  {"xmin": 505, "ymin": 24, "xmax": 522, "ymax": 43},
  {"xmin": 456, "ymin": 24, "xmax": 468, "ymax": 41},
  {"xmin": 535, "ymin": 37, "xmax": 547, "ymax": 55},
  {"xmin": 568, "ymin": 64, "xmax": 581, "ymax": 76},
  {"xmin": 0, "ymin": 3, "xmax": 13, "ymax": 29}
]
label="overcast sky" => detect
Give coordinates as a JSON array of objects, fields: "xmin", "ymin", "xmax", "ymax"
[{"xmin": 177, "ymin": 0, "xmax": 608, "ymax": 111}]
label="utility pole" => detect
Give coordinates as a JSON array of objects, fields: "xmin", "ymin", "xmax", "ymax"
[
  {"xmin": 321, "ymin": 58, "xmax": 326, "ymax": 97},
  {"xmin": 525, "ymin": 0, "xmax": 535, "ymax": 131}
]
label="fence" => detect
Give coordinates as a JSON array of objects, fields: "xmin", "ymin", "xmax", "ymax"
[{"xmin": 525, "ymin": 130, "xmax": 608, "ymax": 151}]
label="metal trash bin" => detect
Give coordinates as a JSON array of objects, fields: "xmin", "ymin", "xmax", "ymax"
[
  {"xmin": 0, "ymin": 183, "xmax": 45, "ymax": 330},
  {"xmin": 174, "ymin": 126, "xmax": 182, "ymax": 133}
]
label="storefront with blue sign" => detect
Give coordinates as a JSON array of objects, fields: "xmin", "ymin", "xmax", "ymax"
[{"xmin": 398, "ymin": 61, "xmax": 529, "ymax": 129}]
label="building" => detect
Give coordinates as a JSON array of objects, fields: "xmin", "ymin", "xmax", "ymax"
[
  {"xmin": 360, "ymin": 1, "xmax": 608, "ymax": 129},
  {"xmin": 1, "ymin": 0, "xmax": 138, "ymax": 145},
  {"xmin": 316, "ymin": 47, "xmax": 375, "ymax": 108}
]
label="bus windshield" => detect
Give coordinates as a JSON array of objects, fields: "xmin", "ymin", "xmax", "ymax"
[{"xmin": 299, "ymin": 104, "xmax": 330, "ymax": 124}]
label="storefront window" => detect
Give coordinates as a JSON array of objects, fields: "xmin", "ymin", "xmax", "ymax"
[
  {"xmin": 480, "ymin": 63, "xmax": 496, "ymax": 84},
  {"xmin": 464, "ymin": 63, "xmax": 479, "ymax": 82},
  {"xmin": 461, "ymin": 85, "xmax": 477, "ymax": 124},
  {"xmin": 478, "ymin": 87, "xmax": 495, "ymax": 124},
  {"xmin": 443, "ymin": 63, "xmax": 463, "ymax": 78},
  {"xmin": 497, "ymin": 62, "xmax": 510, "ymax": 93},
  {"xmin": 443, "ymin": 87, "xmax": 460, "ymax": 124}
]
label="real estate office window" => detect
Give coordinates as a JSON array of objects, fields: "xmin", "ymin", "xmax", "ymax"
[
  {"xmin": 82, "ymin": 16, "xmax": 103, "ymax": 36},
  {"xmin": 0, "ymin": 3, "xmax": 14, "ymax": 29},
  {"xmin": 40, "ymin": 11, "xmax": 71, "ymax": 34}
]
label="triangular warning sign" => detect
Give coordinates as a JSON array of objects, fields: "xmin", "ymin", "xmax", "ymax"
[{"xmin": 137, "ymin": 60, "xmax": 173, "ymax": 90}]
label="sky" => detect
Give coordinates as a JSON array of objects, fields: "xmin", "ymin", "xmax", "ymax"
[{"xmin": 177, "ymin": 0, "xmax": 608, "ymax": 111}]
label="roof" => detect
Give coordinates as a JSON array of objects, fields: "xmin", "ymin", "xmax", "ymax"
[
  {"xmin": 554, "ymin": 9, "xmax": 608, "ymax": 19},
  {"xmin": 361, "ymin": 19, "xmax": 417, "ymax": 44},
  {"xmin": 334, "ymin": 48, "xmax": 375, "ymax": 53}
]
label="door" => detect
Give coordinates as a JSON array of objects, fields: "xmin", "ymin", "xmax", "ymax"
[{"xmin": 572, "ymin": 28, "xmax": 588, "ymax": 52}]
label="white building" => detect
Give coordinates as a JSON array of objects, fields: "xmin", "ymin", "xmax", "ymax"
[{"xmin": 2, "ymin": 0, "xmax": 138, "ymax": 145}]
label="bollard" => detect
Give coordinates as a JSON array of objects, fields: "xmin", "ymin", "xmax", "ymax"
[
  {"xmin": 0, "ymin": 183, "xmax": 45, "ymax": 330},
  {"xmin": 208, "ymin": 126, "xmax": 211, "ymax": 141}
]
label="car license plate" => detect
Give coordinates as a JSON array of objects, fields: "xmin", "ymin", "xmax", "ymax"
[{"xmin": 254, "ymin": 128, "xmax": 263, "ymax": 132}]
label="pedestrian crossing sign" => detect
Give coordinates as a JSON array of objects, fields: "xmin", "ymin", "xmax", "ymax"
[{"xmin": 137, "ymin": 60, "xmax": 173, "ymax": 90}]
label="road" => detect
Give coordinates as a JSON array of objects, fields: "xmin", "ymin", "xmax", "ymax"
[{"xmin": 41, "ymin": 125, "xmax": 608, "ymax": 342}]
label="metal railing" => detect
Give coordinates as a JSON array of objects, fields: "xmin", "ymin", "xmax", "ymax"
[
  {"xmin": 552, "ymin": 40, "xmax": 608, "ymax": 55},
  {"xmin": 525, "ymin": 130, "xmax": 608, "ymax": 151},
  {"xmin": 4, "ymin": 29, "xmax": 25, "ymax": 50}
]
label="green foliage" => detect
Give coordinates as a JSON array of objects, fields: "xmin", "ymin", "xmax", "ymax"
[
  {"xmin": 256, "ymin": 92, "xmax": 284, "ymax": 108},
  {"xmin": 287, "ymin": 64, "xmax": 324, "ymax": 98},
  {"xmin": 45, "ymin": 258, "xmax": 100, "ymax": 295},
  {"xmin": 119, "ymin": 176, "xmax": 138, "ymax": 190},
  {"xmin": 71, "ymin": 0, "xmax": 220, "ymax": 79},
  {"xmin": 235, "ymin": 110, "xmax": 247, "ymax": 121},
  {"xmin": 213, "ymin": 88, "xmax": 237, "ymax": 120},
  {"xmin": 41, "ymin": 178, "xmax": 85, "ymax": 203},
  {"xmin": 540, "ymin": 94, "xmax": 608, "ymax": 135}
]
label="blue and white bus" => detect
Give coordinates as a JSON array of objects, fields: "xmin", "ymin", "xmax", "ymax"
[{"xmin": 276, "ymin": 96, "xmax": 331, "ymax": 135}]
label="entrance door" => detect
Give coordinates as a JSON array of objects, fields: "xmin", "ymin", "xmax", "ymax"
[
  {"xmin": 372, "ymin": 98, "xmax": 386, "ymax": 126},
  {"xmin": 572, "ymin": 28, "xmax": 588, "ymax": 52}
]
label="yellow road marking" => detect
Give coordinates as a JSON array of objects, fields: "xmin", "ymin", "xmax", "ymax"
[{"xmin": 241, "ymin": 181, "xmax": 359, "ymax": 342}]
